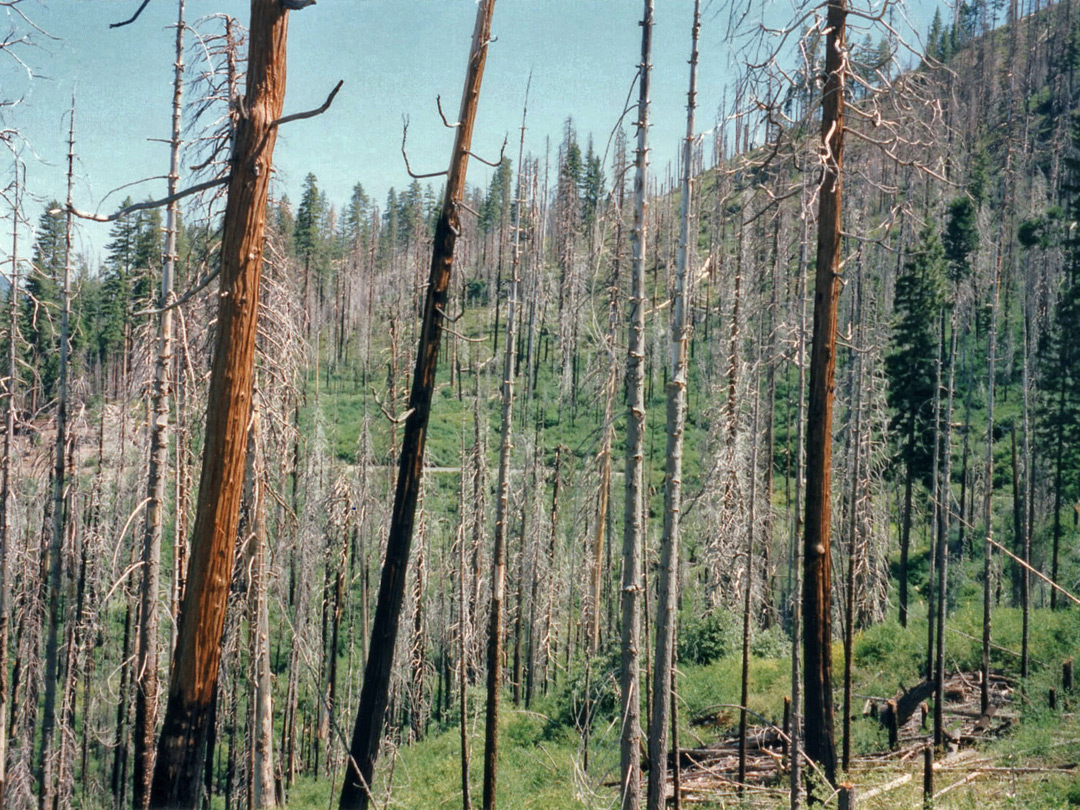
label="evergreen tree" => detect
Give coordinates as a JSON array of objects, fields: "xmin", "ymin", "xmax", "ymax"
[
  {"xmin": 888, "ymin": 225, "xmax": 947, "ymax": 483},
  {"xmin": 275, "ymin": 193, "xmax": 296, "ymax": 256},
  {"xmin": 943, "ymin": 196, "xmax": 978, "ymax": 281},
  {"xmin": 886, "ymin": 224, "xmax": 946, "ymax": 624},
  {"xmin": 344, "ymin": 182, "xmax": 371, "ymax": 250},
  {"xmin": 581, "ymin": 139, "xmax": 606, "ymax": 228},
  {"xmin": 479, "ymin": 159, "xmax": 512, "ymax": 234},
  {"xmin": 1039, "ymin": 119, "xmax": 1080, "ymax": 607},
  {"xmin": 24, "ymin": 202, "xmax": 65, "ymax": 402},
  {"xmin": 295, "ymin": 172, "xmax": 328, "ymax": 266}
]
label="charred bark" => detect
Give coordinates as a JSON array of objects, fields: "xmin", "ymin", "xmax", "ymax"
[
  {"xmin": 802, "ymin": 0, "xmax": 845, "ymax": 795},
  {"xmin": 338, "ymin": 4, "xmax": 497, "ymax": 808}
]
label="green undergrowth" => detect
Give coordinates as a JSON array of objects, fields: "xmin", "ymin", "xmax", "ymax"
[{"xmin": 279, "ymin": 602, "xmax": 1080, "ymax": 809}]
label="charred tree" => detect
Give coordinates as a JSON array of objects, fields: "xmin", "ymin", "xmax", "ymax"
[
  {"xmin": 802, "ymin": 0, "xmax": 845, "ymax": 795},
  {"xmin": 337, "ymin": 4, "xmax": 498, "ymax": 808}
]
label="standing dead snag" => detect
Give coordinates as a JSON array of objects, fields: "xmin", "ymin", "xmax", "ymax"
[
  {"xmin": 150, "ymin": 1, "xmax": 292, "ymax": 806},
  {"xmin": 647, "ymin": 3, "xmax": 698, "ymax": 809},
  {"xmin": 134, "ymin": 4, "xmax": 185, "ymax": 808},
  {"xmin": 622, "ymin": 3, "xmax": 652, "ymax": 809},
  {"xmin": 39, "ymin": 97, "xmax": 76, "ymax": 810},
  {"xmin": 337, "ymin": 3, "xmax": 498, "ymax": 809},
  {"xmin": 0, "ymin": 169, "xmax": 18, "ymax": 810},
  {"xmin": 803, "ymin": 0, "xmax": 846, "ymax": 796},
  {"xmin": 481, "ymin": 80, "xmax": 526, "ymax": 810}
]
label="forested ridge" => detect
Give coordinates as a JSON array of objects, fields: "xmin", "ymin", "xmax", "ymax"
[{"xmin": 2, "ymin": 1, "xmax": 1080, "ymax": 809}]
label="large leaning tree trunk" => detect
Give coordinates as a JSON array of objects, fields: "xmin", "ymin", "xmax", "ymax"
[
  {"xmin": 621, "ymin": 3, "xmax": 652, "ymax": 809},
  {"xmin": 134, "ymin": 4, "xmax": 186, "ymax": 808},
  {"xmin": 647, "ymin": 3, "xmax": 697, "ymax": 809},
  {"xmin": 803, "ymin": 0, "xmax": 845, "ymax": 797},
  {"xmin": 150, "ymin": 2, "xmax": 291, "ymax": 805},
  {"xmin": 338, "ymin": 3, "xmax": 498, "ymax": 808}
]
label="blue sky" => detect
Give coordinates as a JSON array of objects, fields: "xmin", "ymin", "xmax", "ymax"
[{"xmin": 5, "ymin": 0, "xmax": 941, "ymax": 262}]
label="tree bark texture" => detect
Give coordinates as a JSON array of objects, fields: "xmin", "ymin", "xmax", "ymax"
[
  {"xmin": 621, "ymin": 4, "xmax": 652, "ymax": 809},
  {"xmin": 803, "ymin": 0, "xmax": 845, "ymax": 794},
  {"xmin": 338, "ymin": 4, "xmax": 497, "ymax": 808},
  {"xmin": 150, "ymin": 3, "xmax": 289, "ymax": 806}
]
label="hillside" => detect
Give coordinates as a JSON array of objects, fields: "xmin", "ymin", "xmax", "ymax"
[{"xmin": 2, "ymin": 1, "xmax": 1080, "ymax": 810}]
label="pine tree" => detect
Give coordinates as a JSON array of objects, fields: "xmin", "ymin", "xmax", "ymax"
[
  {"xmin": 581, "ymin": 139, "xmax": 605, "ymax": 228},
  {"xmin": 24, "ymin": 202, "xmax": 66, "ymax": 403},
  {"xmin": 886, "ymin": 224, "xmax": 946, "ymax": 626},
  {"xmin": 295, "ymin": 173, "xmax": 327, "ymax": 264},
  {"xmin": 344, "ymin": 182, "xmax": 371, "ymax": 250},
  {"xmin": 1040, "ymin": 119, "xmax": 1080, "ymax": 608}
]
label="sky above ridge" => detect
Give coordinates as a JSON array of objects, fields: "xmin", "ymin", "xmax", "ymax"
[{"xmin": 4, "ymin": 0, "xmax": 941, "ymax": 262}]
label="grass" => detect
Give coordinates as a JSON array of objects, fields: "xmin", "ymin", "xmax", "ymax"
[{"xmin": 275, "ymin": 598, "xmax": 1080, "ymax": 810}]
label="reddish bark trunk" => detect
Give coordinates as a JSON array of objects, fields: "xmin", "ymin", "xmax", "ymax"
[{"xmin": 150, "ymin": 3, "xmax": 290, "ymax": 806}]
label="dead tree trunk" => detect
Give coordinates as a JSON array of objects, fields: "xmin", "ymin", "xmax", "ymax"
[
  {"xmin": 647, "ymin": 5, "xmax": 697, "ymax": 808},
  {"xmin": 481, "ymin": 82, "xmax": 527, "ymax": 810},
  {"xmin": 982, "ymin": 254, "xmax": 1001, "ymax": 716},
  {"xmin": 150, "ymin": 3, "xmax": 293, "ymax": 805},
  {"xmin": 621, "ymin": 4, "xmax": 652, "ymax": 809},
  {"xmin": 0, "ymin": 168, "xmax": 19, "ymax": 809},
  {"xmin": 39, "ymin": 98, "xmax": 76, "ymax": 810},
  {"xmin": 842, "ymin": 266, "xmax": 864, "ymax": 772},
  {"xmin": 134, "ymin": 5, "xmax": 185, "ymax": 807},
  {"xmin": 802, "ymin": 0, "xmax": 845, "ymax": 794},
  {"xmin": 246, "ymin": 405, "xmax": 275, "ymax": 809},
  {"xmin": 935, "ymin": 315, "xmax": 957, "ymax": 747},
  {"xmin": 338, "ymin": 4, "xmax": 497, "ymax": 808}
]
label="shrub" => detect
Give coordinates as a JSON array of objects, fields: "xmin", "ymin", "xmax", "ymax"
[{"xmin": 679, "ymin": 610, "xmax": 738, "ymax": 665}]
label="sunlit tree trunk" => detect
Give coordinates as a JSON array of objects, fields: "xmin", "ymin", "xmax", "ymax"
[{"xmin": 151, "ymin": 3, "xmax": 292, "ymax": 804}]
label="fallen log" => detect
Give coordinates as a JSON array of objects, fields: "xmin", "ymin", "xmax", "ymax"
[
  {"xmin": 878, "ymin": 679, "xmax": 936, "ymax": 741},
  {"xmin": 860, "ymin": 772, "xmax": 913, "ymax": 800}
]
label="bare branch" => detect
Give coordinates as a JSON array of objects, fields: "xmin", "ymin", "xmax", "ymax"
[
  {"xmin": 134, "ymin": 265, "xmax": 221, "ymax": 316},
  {"xmin": 63, "ymin": 176, "xmax": 229, "ymax": 222},
  {"xmin": 436, "ymin": 94, "xmax": 460, "ymax": 128},
  {"xmin": 465, "ymin": 135, "xmax": 507, "ymax": 168},
  {"xmin": 270, "ymin": 79, "xmax": 343, "ymax": 128},
  {"xmin": 371, "ymin": 387, "xmax": 415, "ymax": 424},
  {"xmin": 110, "ymin": 0, "xmax": 152, "ymax": 30},
  {"xmin": 400, "ymin": 118, "xmax": 448, "ymax": 179}
]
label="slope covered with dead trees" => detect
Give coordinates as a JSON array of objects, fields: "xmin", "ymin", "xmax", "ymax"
[{"xmin": 1, "ymin": 1, "xmax": 1080, "ymax": 809}]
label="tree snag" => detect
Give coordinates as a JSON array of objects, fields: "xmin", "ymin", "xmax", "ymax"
[
  {"xmin": 803, "ymin": 0, "xmax": 846, "ymax": 796},
  {"xmin": 134, "ymin": 4, "xmax": 186, "ymax": 807},
  {"xmin": 337, "ymin": 3, "xmax": 498, "ymax": 808},
  {"xmin": 621, "ymin": 4, "xmax": 652, "ymax": 810},
  {"xmin": 647, "ymin": 3, "xmax": 697, "ymax": 808},
  {"xmin": 150, "ymin": 2, "xmax": 291, "ymax": 806}
]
